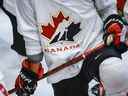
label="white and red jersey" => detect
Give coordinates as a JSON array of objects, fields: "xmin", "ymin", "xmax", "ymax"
[{"xmin": 16, "ymin": 0, "xmax": 117, "ymax": 83}]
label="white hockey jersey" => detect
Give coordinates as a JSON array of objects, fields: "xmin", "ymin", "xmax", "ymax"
[
  {"xmin": 0, "ymin": 8, "xmax": 13, "ymax": 45},
  {"xmin": 124, "ymin": 0, "xmax": 128, "ymax": 22},
  {"xmin": 16, "ymin": 0, "xmax": 117, "ymax": 83},
  {"xmin": 3, "ymin": 0, "xmax": 16, "ymax": 15}
]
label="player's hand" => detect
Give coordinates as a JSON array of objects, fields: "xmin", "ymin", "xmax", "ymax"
[
  {"xmin": 103, "ymin": 14, "xmax": 127, "ymax": 47},
  {"xmin": 15, "ymin": 59, "xmax": 44, "ymax": 96}
]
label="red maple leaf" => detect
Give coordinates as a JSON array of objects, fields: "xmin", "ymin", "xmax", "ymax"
[{"xmin": 41, "ymin": 11, "xmax": 69, "ymax": 39}]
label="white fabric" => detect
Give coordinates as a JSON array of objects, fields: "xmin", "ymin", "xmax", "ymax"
[
  {"xmin": 3, "ymin": 0, "xmax": 16, "ymax": 15},
  {"xmin": 44, "ymin": 41, "xmax": 82, "ymax": 83},
  {"xmin": 16, "ymin": 0, "xmax": 117, "ymax": 83},
  {"xmin": 0, "ymin": 9, "xmax": 13, "ymax": 45},
  {"xmin": 100, "ymin": 57, "xmax": 128, "ymax": 96},
  {"xmin": 124, "ymin": 0, "xmax": 128, "ymax": 23},
  {"xmin": 0, "ymin": 72, "xmax": 3, "ymax": 81}
]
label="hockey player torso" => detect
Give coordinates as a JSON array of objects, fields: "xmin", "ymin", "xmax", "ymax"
[
  {"xmin": 15, "ymin": 0, "xmax": 128, "ymax": 96},
  {"xmin": 34, "ymin": 0, "xmax": 103, "ymax": 83},
  {"xmin": 36, "ymin": 0, "xmax": 103, "ymax": 48},
  {"xmin": 16, "ymin": 0, "xmax": 117, "ymax": 84}
]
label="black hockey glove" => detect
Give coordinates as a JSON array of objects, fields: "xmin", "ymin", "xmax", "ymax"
[
  {"xmin": 103, "ymin": 14, "xmax": 128, "ymax": 53},
  {"xmin": 15, "ymin": 59, "xmax": 44, "ymax": 96}
]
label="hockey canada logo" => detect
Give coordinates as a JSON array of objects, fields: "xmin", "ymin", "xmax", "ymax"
[{"xmin": 41, "ymin": 11, "xmax": 81, "ymax": 43}]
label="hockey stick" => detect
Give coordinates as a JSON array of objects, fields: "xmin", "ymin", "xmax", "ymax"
[
  {"xmin": 7, "ymin": 42, "xmax": 105, "ymax": 95},
  {"xmin": 8, "ymin": 40, "xmax": 128, "ymax": 95}
]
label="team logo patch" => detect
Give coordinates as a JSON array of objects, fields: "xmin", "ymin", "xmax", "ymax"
[
  {"xmin": 41, "ymin": 11, "xmax": 81, "ymax": 44},
  {"xmin": 41, "ymin": 11, "xmax": 69, "ymax": 40}
]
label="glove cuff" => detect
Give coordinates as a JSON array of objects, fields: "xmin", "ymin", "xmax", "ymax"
[{"xmin": 22, "ymin": 59, "xmax": 44, "ymax": 80}]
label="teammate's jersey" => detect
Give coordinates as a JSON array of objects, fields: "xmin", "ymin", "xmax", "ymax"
[
  {"xmin": 124, "ymin": 0, "xmax": 128, "ymax": 22},
  {"xmin": 16, "ymin": 0, "xmax": 117, "ymax": 83}
]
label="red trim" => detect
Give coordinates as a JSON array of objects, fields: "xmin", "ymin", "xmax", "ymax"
[{"xmin": 117, "ymin": 0, "xmax": 126, "ymax": 11}]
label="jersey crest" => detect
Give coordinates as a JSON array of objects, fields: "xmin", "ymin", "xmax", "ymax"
[{"xmin": 41, "ymin": 11, "xmax": 81, "ymax": 44}]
